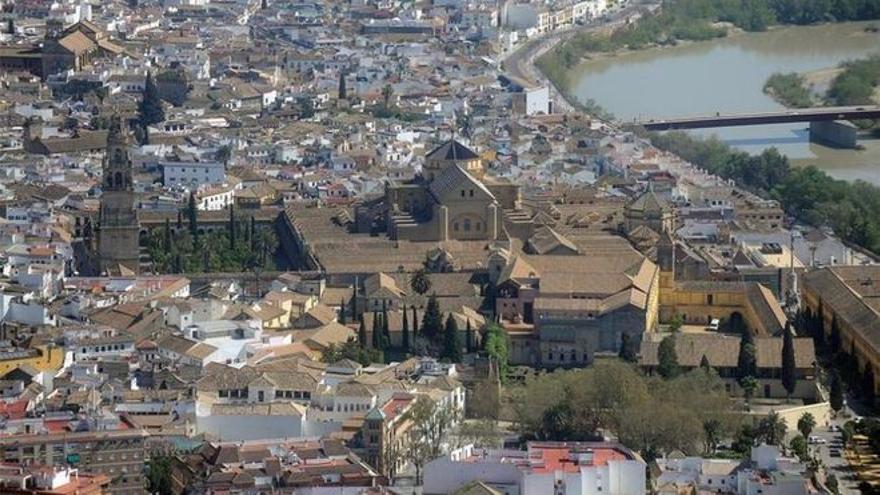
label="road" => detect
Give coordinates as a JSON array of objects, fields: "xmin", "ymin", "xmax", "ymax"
[
  {"xmin": 500, "ymin": 1, "xmax": 657, "ymax": 114},
  {"xmin": 808, "ymin": 420, "xmax": 859, "ymax": 495}
]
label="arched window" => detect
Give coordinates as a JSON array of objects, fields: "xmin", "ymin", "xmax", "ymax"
[{"xmin": 464, "ymin": 219, "xmax": 471, "ymax": 231}]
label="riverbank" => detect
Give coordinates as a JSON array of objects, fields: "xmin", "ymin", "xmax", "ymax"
[
  {"xmin": 503, "ymin": 2, "xmax": 649, "ymax": 115},
  {"xmin": 535, "ymin": 0, "xmax": 880, "ymax": 111}
]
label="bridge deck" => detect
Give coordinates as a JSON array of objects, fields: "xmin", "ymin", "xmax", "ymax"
[{"xmin": 637, "ymin": 105, "xmax": 880, "ymax": 130}]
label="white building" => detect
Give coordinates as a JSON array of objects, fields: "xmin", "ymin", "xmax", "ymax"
[
  {"xmin": 161, "ymin": 161, "xmax": 227, "ymax": 186},
  {"xmin": 513, "ymin": 86, "xmax": 550, "ymax": 116},
  {"xmin": 656, "ymin": 445, "xmax": 818, "ymax": 495},
  {"xmin": 424, "ymin": 442, "xmax": 645, "ymax": 495}
]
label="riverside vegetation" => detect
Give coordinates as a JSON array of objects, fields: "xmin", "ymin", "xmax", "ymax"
[
  {"xmin": 764, "ymin": 54, "xmax": 880, "ymax": 111},
  {"xmin": 651, "ymin": 131, "xmax": 880, "ymax": 253},
  {"xmin": 537, "ymin": 0, "xmax": 880, "ymax": 97}
]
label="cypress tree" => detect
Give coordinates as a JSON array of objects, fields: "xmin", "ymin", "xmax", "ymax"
[
  {"xmin": 830, "ymin": 314, "xmax": 841, "ymax": 352},
  {"xmin": 411, "ymin": 305, "xmax": 419, "ymax": 336},
  {"xmin": 442, "ymin": 314, "xmax": 462, "ymax": 362},
  {"xmin": 339, "ymin": 298, "xmax": 347, "ymax": 325},
  {"xmin": 737, "ymin": 330, "xmax": 757, "ymax": 380},
  {"xmin": 402, "ymin": 305, "xmax": 410, "ymax": 352},
  {"xmin": 138, "ymin": 71, "xmax": 165, "ymax": 128},
  {"xmin": 163, "ymin": 218, "xmax": 172, "ymax": 252},
  {"xmin": 421, "ymin": 294, "xmax": 443, "ymax": 343},
  {"xmin": 657, "ymin": 334, "xmax": 679, "ymax": 379},
  {"xmin": 864, "ymin": 367, "xmax": 875, "ymax": 401},
  {"xmin": 357, "ymin": 317, "xmax": 367, "ymax": 347},
  {"xmin": 228, "ymin": 204, "xmax": 236, "ymax": 249},
  {"xmin": 371, "ymin": 312, "xmax": 383, "ymax": 350},
  {"xmin": 381, "ymin": 301, "xmax": 391, "ymax": 348},
  {"xmin": 781, "ymin": 322, "xmax": 797, "ymax": 399},
  {"xmin": 187, "ymin": 192, "xmax": 198, "ymax": 238},
  {"xmin": 830, "ymin": 370, "xmax": 844, "ymax": 412},
  {"xmin": 700, "ymin": 354, "xmax": 712, "ymax": 372},
  {"xmin": 619, "ymin": 332, "xmax": 637, "ymax": 363},
  {"xmin": 250, "ymin": 216, "xmax": 256, "ymax": 249},
  {"xmin": 338, "ymin": 71, "xmax": 347, "ymax": 100},
  {"xmin": 351, "ymin": 281, "xmax": 358, "ymax": 319},
  {"xmin": 176, "ymin": 210, "xmax": 183, "ymax": 230},
  {"xmin": 465, "ymin": 319, "xmax": 473, "ymax": 353}
]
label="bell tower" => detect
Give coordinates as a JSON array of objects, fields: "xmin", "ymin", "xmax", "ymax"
[{"xmin": 97, "ymin": 114, "xmax": 140, "ymax": 275}]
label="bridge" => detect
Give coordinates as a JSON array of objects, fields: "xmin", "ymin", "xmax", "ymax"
[
  {"xmin": 635, "ymin": 105, "xmax": 880, "ymax": 149},
  {"xmin": 636, "ymin": 105, "xmax": 880, "ymax": 130}
]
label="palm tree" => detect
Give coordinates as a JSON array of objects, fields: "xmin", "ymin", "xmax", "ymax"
[
  {"xmin": 797, "ymin": 412, "xmax": 816, "ymax": 439},
  {"xmin": 410, "ymin": 269, "xmax": 431, "ymax": 296}
]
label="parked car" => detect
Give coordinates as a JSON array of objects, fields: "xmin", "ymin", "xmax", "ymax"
[{"xmin": 809, "ymin": 436, "xmax": 827, "ymax": 444}]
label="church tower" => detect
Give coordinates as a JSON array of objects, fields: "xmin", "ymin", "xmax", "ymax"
[{"xmin": 97, "ymin": 115, "xmax": 140, "ymax": 275}]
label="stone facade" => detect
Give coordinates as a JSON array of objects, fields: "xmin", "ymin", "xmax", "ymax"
[
  {"xmin": 358, "ymin": 139, "xmax": 521, "ymax": 243},
  {"xmin": 97, "ymin": 115, "xmax": 141, "ymax": 275}
]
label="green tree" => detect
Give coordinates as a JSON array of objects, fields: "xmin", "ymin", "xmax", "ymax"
[
  {"xmin": 421, "ymin": 293, "xmax": 443, "ymax": 343},
  {"xmin": 357, "ymin": 317, "xmax": 367, "ymax": 347},
  {"xmin": 381, "ymin": 301, "xmax": 391, "ymax": 349},
  {"xmin": 738, "ymin": 330, "xmax": 757, "ymax": 380},
  {"xmin": 757, "ymin": 412, "xmax": 787, "ymax": 446},
  {"xmin": 163, "ymin": 218, "xmax": 172, "ymax": 252},
  {"xmin": 619, "ymin": 332, "xmax": 638, "ymax": 362},
  {"xmin": 703, "ymin": 418, "xmax": 722, "ymax": 454},
  {"xmin": 216, "ymin": 144, "xmax": 233, "ymax": 168},
  {"xmin": 465, "ymin": 319, "xmax": 474, "ymax": 354},
  {"xmin": 797, "ymin": 412, "xmax": 816, "ymax": 439},
  {"xmin": 442, "ymin": 314, "xmax": 462, "ymax": 362},
  {"xmin": 187, "ymin": 192, "xmax": 198, "ymax": 238},
  {"xmin": 338, "ymin": 71, "xmax": 347, "ymax": 100},
  {"xmin": 781, "ymin": 323, "xmax": 797, "ymax": 400},
  {"xmin": 371, "ymin": 311, "xmax": 383, "ymax": 350},
  {"xmin": 402, "ymin": 397, "xmax": 459, "ymax": 485},
  {"xmin": 339, "ymin": 298, "xmax": 347, "ymax": 325},
  {"xmin": 228, "ymin": 204, "xmax": 236, "ymax": 249},
  {"xmin": 484, "ymin": 323, "xmax": 509, "ymax": 381},
  {"xmin": 657, "ymin": 334, "xmax": 679, "ymax": 379},
  {"xmin": 789, "ymin": 435, "xmax": 809, "ymax": 461},
  {"xmin": 296, "ymin": 97, "xmax": 315, "ymax": 118},
  {"xmin": 381, "ymin": 83, "xmax": 394, "ymax": 108},
  {"xmin": 668, "ymin": 313, "xmax": 684, "ymax": 333},
  {"xmin": 138, "ymin": 71, "xmax": 165, "ymax": 128},
  {"xmin": 539, "ymin": 395, "xmax": 580, "ymax": 441},
  {"xmin": 411, "ymin": 305, "xmax": 419, "ymax": 336},
  {"xmin": 401, "ymin": 305, "xmax": 411, "ymax": 352},
  {"xmin": 741, "ymin": 375, "xmax": 758, "ymax": 409},
  {"xmin": 732, "ymin": 423, "xmax": 758, "ymax": 456},
  {"xmin": 147, "ymin": 456, "xmax": 173, "ymax": 494},
  {"xmin": 410, "ymin": 268, "xmax": 432, "ymax": 295},
  {"xmin": 322, "ymin": 338, "xmax": 383, "ymax": 366},
  {"xmin": 830, "ymin": 314, "xmax": 841, "ymax": 352},
  {"xmin": 700, "ymin": 354, "xmax": 712, "ymax": 373},
  {"xmin": 830, "ymin": 369, "xmax": 845, "ymax": 413}
]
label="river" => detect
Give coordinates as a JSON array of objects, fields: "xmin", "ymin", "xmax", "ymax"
[{"xmin": 569, "ymin": 22, "xmax": 880, "ymax": 184}]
